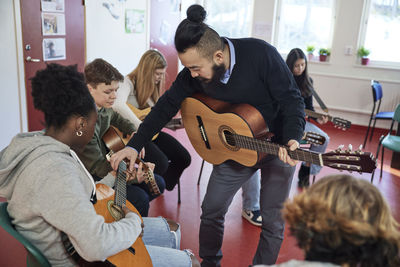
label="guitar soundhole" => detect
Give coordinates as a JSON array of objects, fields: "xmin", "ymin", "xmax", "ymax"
[
  {"xmin": 219, "ymin": 126, "xmax": 239, "ymax": 151},
  {"xmin": 224, "ymin": 131, "xmax": 235, "ymax": 146},
  {"xmin": 107, "ymin": 200, "xmax": 123, "ymax": 221}
]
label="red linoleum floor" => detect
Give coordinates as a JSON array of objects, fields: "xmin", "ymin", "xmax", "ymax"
[{"xmin": 1, "ymin": 123, "xmax": 399, "ymax": 267}]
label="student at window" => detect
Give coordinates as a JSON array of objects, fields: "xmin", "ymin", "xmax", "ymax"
[{"xmin": 286, "ymin": 48, "xmax": 330, "ymax": 188}]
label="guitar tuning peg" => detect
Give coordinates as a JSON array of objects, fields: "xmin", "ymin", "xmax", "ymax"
[
  {"xmin": 348, "ymin": 144, "xmax": 353, "ymax": 151},
  {"xmin": 336, "ymin": 144, "xmax": 344, "ymax": 152},
  {"xmin": 357, "ymin": 145, "xmax": 363, "ymax": 152}
]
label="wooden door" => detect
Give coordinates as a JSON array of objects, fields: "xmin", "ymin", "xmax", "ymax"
[
  {"xmin": 21, "ymin": 0, "xmax": 85, "ymax": 131},
  {"xmin": 150, "ymin": 0, "xmax": 181, "ymax": 94}
]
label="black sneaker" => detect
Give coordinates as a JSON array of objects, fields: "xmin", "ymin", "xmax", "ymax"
[{"xmin": 242, "ymin": 210, "xmax": 262, "ymax": 227}]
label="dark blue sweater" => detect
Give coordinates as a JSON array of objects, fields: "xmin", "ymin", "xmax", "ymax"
[{"xmin": 128, "ymin": 38, "xmax": 305, "ymax": 150}]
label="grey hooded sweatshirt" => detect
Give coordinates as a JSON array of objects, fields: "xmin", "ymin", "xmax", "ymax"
[{"xmin": 0, "ymin": 132, "xmax": 141, "ymax": 266}]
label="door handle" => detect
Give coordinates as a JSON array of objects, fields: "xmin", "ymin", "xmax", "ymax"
[{"xmin": 26, "ymin": 56, "xmax": 41, "ymax": 62}]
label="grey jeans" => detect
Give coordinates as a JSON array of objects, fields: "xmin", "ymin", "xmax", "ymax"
[{"xmin": 199, "ymin": 156, "xmax": 295, "ymax": 266}]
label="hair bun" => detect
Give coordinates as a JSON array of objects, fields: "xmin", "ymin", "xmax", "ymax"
[{"xmin": 187, "ymin": 4, "xmax": 206, "ymax": 23}]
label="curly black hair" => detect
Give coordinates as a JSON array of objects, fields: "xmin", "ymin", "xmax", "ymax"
[
  {"xmin": 174, "ymin": 4, "xmax": 224, "ymax": 58},
  {"xmin": 31, "ymin": 63, "xmax": 95, "ymax": 129}
]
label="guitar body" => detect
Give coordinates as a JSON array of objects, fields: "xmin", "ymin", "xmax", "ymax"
[
  {"xmin": 93, "ymin": 184, "xmax": 152, "ymax": 267},
  {"xmin": 181, "ymin": 94, "xmax": 377, "ymax": 174},
  {"xmin": 127, "ymin": 104, "xmax": 159, "ymax": 140},
  {"xmin": 181, "ymin": 93, "xmax": 270, "ymax": 167}
]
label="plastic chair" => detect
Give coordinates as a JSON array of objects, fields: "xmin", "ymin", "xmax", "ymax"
[
  {"xmin": 371, "ymin": 104, "xmax": 400, "ymax": 182},
  {"xmin": 363, "ymin": 80, "xmax": 394, "ymax": 149},
  {"xmin": 0, "ymin": 202, "xmax": 51, "ymax": 267}
]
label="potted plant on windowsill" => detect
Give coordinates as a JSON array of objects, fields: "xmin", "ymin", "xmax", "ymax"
[
  {"xmin": 357, "ymin": 46, "xmax": 370, "ymax": 65},
  {"xmin": 306, "ymin": 45, "xmax": 315, "ymax": 61},
  {"xmin": 319, "ymin": 48, "xmax": 330, "ymax": 62}
]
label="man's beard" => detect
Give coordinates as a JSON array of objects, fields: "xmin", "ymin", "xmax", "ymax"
[{"xmin": 197, "ymin": 63, "xmax": 226, "ymax": 90}]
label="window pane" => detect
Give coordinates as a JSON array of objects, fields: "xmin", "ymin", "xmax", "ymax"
[
  {"xmin": 206, "ymin": 0, "xmax": 253, "ymax": 37},
  {"xmin": 276, "ymin": 0, "xmax": 335, "ymax": 54},
  {"xmin": 364, "ymin": 0, "xmax": 400, "ymax": 63}
]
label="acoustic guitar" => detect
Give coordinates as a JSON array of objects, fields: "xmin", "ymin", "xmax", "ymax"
[
  {"xmin": 102, "ymin": 126, "xmax": 161, "ymax": 196},
  {"xmin": 305, "ymin": 109, "xmax": 351, "ymax": 130},
  {"xmin": 61, "ymin": 158, "xmax": 153, "ymax": 266},
  {"xmin": 127, "ymin": 103, "xmax": 184, "ymax": 140},
  {"xmin": 180, "ymin": 93, "xmax": 376, "ymax": 173}
]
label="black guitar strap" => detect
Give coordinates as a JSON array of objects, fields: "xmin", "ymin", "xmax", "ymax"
[{"xmin": 310, "ymin": 87, "xmax": 329, "ymax": 113}]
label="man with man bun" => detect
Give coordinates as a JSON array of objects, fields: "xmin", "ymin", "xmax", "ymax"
[{"xmin": 110, "ymin": 4, "xmax": 305, "ymax": 266}]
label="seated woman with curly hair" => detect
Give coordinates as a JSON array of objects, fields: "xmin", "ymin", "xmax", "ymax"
[{"xmin": 264, "ymin": 174, "xmax": 400, "ymax": 267}]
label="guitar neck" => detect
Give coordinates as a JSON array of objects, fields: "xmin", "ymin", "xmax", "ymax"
[
  {"xmin": 114, "ymin": 160, "xmax": 128, "ymax": 209},
  {"xmin": 304, "ymin": 109, "xmax": 333, "ymax": 122},
  {"xmin": 229, "ymin": 133, "xmax": 323, "ymax": 166}
]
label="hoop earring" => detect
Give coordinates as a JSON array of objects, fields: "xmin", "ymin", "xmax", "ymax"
[{"xmin": 76, "ymin": 130, "xmax": 83, "ymax": 137}]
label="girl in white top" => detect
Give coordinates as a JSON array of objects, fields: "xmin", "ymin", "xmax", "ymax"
[{"xmin": 113, "ymin": 49, "xmax": 191, "ymax": 191}]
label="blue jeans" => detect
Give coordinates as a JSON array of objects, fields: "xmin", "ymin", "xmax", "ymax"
[
  {"xmin": 143, "ymin": 217, "xmax": 192, "ymax": 267},
  {"xmin": 303, "ymin": 121, "xmax": 330, "ymax": 175},
  {"xmin": 199, "ymin": 156, "xmax": 295, "ymax": 266},
  {"xmin": 241, "ymin": 171, "xmax": 260, "ymax": 211}
]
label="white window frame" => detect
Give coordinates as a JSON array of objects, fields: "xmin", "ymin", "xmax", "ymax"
[
  {"xmin": 273, "ymin": 0, "xmax": 337, "ymax": 59},
  {"xmin": 358, "ymin": 0, "xmax": 400, "ymax": 69}
]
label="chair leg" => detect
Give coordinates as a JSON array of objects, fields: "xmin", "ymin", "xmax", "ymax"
[
  {"xmin": 371, "ymin": 136, "xmax": 383, "ymax": 183},
  {"xmin": 363, "ymin": 118, "xmax": 373, "ymax": 149},
  {"xmin": 177, "ymin": 178, "xmax": 181, "ymax": 204},
  {"xmin": 369, "ymin": 118, "xmax": 378, "ymax": 141},
  {"xmin": 197, "ymin": 159, "xmax": 205, "ymax": 185},
  {"xmin": 380, "ymin": 147, "xmax": 385, "ymax": 179}
]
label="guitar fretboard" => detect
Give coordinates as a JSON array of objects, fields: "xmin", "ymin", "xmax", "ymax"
[
  {"xmin": 304, "ymin": 109, "xmax": 333, "ymax": 121},
  {"xmin": 115, "ymin": 161, "xmax": 128, "ymax": 209},
  {"xmin": 227, "ymin": 133, "xmax": 323, "ymax": 166}
]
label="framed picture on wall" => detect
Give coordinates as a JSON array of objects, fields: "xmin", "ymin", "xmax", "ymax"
[
  {"xmin": 125, "ymin": 9, "xmax": 145, "ymax": 33},
  {"xmin": 42, "ymin": 38, "xmax": 66, "ymax": 61},
  {"xmin": 41, "ymin": 0, "xmax": 65, "ymax": 12},
  {"xmin": 42, "ymin": 12, "xmax": 66, "ymax": 36}
]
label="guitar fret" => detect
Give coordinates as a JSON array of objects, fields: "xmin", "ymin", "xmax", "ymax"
[{"xmin": 234, "ymin": 134, "xmax": 322, "ymax": 166}]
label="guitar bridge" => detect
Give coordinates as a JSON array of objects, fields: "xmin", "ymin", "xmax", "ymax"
[{"xmin": 196, "ymin": 116, "xmax": 210, "ymax": 149}]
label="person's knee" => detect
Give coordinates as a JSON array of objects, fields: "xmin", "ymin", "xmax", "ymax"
[
  {"xmin": 126, "ymin": 186, "xmax": 150, "ymax": 216},
  {"xmin": 153, "ymin": 156, "xmax": 169, "ymax": 175},
  {"xmin": 181, "ymin": 151, "xmax": 192, "ymax": 168},
  {"xmin": 166, "ymin": 218, "xmax": 179, "ymax": 232}
]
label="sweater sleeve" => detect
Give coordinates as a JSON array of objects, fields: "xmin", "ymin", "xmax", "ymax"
[
  {"xmin": 32, "ymin": 157, "xmax": 142, "ymax": 262},
  {"xmin": 263, "ymin": 46, "xmax": 305, "ymax": 143},
  {"xmin": 113, "ymin": 78, "xmax": 143, "ymax": 129}
]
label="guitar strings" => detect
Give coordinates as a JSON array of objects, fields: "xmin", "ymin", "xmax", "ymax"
[{"xmin": 225, "ymin": 133, "xmax": 322, "ymax": 166}]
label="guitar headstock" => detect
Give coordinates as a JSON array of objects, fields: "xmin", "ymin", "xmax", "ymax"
[
  {"xmin": 302, "ymin": 131, "xmax": 326, "ymax": 145},
  {"xmin": 322, "ymin": 145, "xmax": 376, "ymax": 173},
  {"xmin": 332, "ymin": 117, "xmax": 351, "ymax": 130}
]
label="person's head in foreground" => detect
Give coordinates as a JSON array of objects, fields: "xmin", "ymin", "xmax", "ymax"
[{"xmin": 283, "ymin": 174, "xmax": 400, "ymax": 267}]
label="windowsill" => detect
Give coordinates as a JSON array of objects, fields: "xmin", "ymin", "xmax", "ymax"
[
  {"xmin": 353, "ymin": 63, "xmax": 400, "ymax": 71},
  {"xmin": 309, "ymin": 60, "xmax": 331, "ymax": 65}
]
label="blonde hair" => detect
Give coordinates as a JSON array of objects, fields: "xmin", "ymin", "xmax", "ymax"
[
  {"xmin": 283, "ymin": 174, "xmax": 400, "ymax": 267},
  {"xmin": 127, "ymin": 50, "xmax": 167, "ymax": 109}
]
